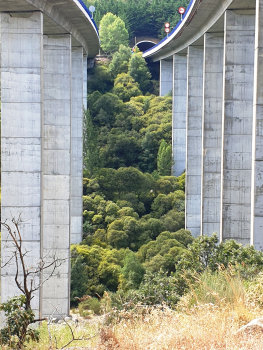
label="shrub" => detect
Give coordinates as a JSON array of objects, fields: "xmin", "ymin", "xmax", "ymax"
[{"xmin": 79, "ymin": 297, "xmax": 101, "ymax": 317}]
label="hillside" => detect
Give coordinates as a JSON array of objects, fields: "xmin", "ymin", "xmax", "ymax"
[{"xmin": 84, "ymin": 0, "xmax": 191, "ymax": 39}]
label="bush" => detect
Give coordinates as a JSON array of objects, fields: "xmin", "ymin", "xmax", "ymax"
[
  {"xmin": 0, "ymin": 295, "xmax": 39, "ymax": 349},
  {"xmin": 79, "ymin": 297, "xmax": 101, "ymax": 317}
]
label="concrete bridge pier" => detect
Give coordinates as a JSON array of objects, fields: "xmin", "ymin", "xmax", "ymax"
[
  {"xmin": 0, "ymin": 2, "xmax": 99, "ymax": 318},
  {"xmin": 220, "ymin": 10, "xmax": 255, "ymax": 244},
  {"xmin": 42, "ymin": 33, "xmax": 72, "ymax": 317},
  {"xmin": 251, "ymin": 0, "xmax": 263, "ymax": 250},
  {"xmin": 201, "ymin": 33, "xmax": 224, "ymax": 237},
  {"xmin": 159, "ymin": 59, "xmax": 173, "ymax": 96},
  {"xmin": 71, "ymin": 47, "xmax": 84, "ymax": 246},
  {"xmin": 1, "ymin": 11, "xmax": 44, "ymax": 318},
  {"xmin": 185, "ymin": 45, "xmax": 203, "ymax": 237},
  {"xmin": 172, "ymin": 54, "xmax": 187, "ymax": 177}
]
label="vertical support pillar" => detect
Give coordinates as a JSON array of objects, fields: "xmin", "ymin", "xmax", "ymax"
[
  {"xmin": 186, "ymin": 46, "xmax": 204, "ymax": 237},
  {"xmin": 42, "ymin": 34, "xmax": 71, "ymax": 317},
  {"xmin": 160, "ymin": 59, "xmax": 173, "ymax": 96},
  {"xmin": 172, "ymin": 54, "xmax": 187, "ymax": 176},
  {"xmin": 1, "ymin": 12, "xmax": 43, "ymax": 317},
  {"xmin": 201, "ymin": 33, "xmax": 224, "ymax": 237},
  {"xmin": 221, "ymin": 10, "xmax": 255, "ymax": 244},
  {"xmin": 71, "ymin": 47, "xmax": 83, "ymax": 244},
  {"xmin": 83, "ymin": 54, "xmax": 88, "ymax": 110},
  {"xmin": 252, "ymin": 0, "xmax": 263, "ymax": 250}
]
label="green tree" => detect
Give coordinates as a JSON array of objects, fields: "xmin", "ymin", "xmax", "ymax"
[
  {"xmin": 108, "ymin": 44, "xmax": 132, "ymax": 78},
  {"xmin": 83, "ymin": 109, "xmax": 101, "ymax": 176},
  {"xmin": 113, "ymin": 73, "xmax": 142, "ymax": 102},
  {"xmin": 157, "ymin": 140, "xmax": 172, "ymax": 176},
  {"xmin": 121, "ymin": 252, "xmax": 145, "ymax": 290},
  {"xmin": 128, "ymin": 50, "xmax": 151, "ymax": 92},
  {"xmin": 100, "ymin": 13, "xmax": 129, "ymax": 54}
]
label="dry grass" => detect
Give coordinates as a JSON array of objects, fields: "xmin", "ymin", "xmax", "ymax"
[
  {"xmin": 96, "ymin": 270, "xmax": 263, "ymax": 350},
  {"xmin": 96, "ymin": 304, "xmax": 263, "ymax": 350}
]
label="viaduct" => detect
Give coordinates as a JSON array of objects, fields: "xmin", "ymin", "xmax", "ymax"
[
  {"xmin": 143, "ymin": 0, "xmax": 263, "ymax": 251},
  {"xmin": 0, "ymin": 1, "xmax": 99, "ymax": 318}
]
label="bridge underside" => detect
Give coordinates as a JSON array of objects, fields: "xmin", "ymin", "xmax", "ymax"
[{"xmin": 145, "ymin": 0, "xmax": 263, "ymax": 249}]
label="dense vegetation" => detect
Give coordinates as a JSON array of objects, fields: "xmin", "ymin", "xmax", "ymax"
[
  {"xmin": 70, "ymin": 37, "xmax": 263, "ymax": 317},
  {"xmin": 71, "ymin": 42, "xmax": 188, "ymax": 304},
  {"xmin": 84, "ymin": 0, "xmax": 191, "ymax": 38}
]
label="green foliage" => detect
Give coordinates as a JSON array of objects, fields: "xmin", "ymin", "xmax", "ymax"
[
  {"xmin": 87, "ymin": 64, "xmax": 113, "ymax": 94},
  {"xmin": 79, "ymin": 298, "xmax": 101, "ymax": 317},
  {"xmin": 85, "ymin": 0, "xmax": 191, "ymax": 38},
  {"xmin": 157, "ymin": 140, "xmax": 172, "ymax": 176},
  {"xmin": 0, "ymin": 295, "xmax": 39, "ymax": 349},
  {"xmin": 123, "ymin": 270, "xmax": 180, "ymax": 308},
  {"xmin": 128, "ymin": 50, "xmax": 151, "ymax": 92},
  {"xmin": 113, "ymin": 73, "xmax": 142, "ymax": 102},
  {"xmin": 121, "ymin": 252, "xmax": 145, "ymax": 290},
  {"xmin": 83, "ymin": 109, "xmax": 101, "ymax": 176},
  {"xmin": 100, "ymin": 13, "xmax": 129, "ymax": 54},
  {"xmin": 108, "ymin": 44, "xmax": 132, "ymax": 78}
]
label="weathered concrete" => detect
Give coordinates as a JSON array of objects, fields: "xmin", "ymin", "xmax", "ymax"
[
  {"xmin": 251, "ymin": 0, "xmax": 263, "ymax": 250},
  {"xmin": 71, "ymin": 47, "xmax": 83, "ymax": 245},
  {"xmin": 172, "ymin": 54, "xmax": 187, "ymax": 177},
  {"xmin": 221, "ymin": 10, "xmax": 255, "ymax": 244},
  {"xmin": 160, "ymin": 59, "xmax": 173, "ymax": 96},
  {"xmin": 201, "ymin": 33, "xmax": 224, "ymax": 237},
  {"xmin": 42, "ymin": 34, "xmax": 71, "ymax": 318},
  {"xmin": 1, "ymin": 11, "xmax": 43, "ymax": 318},
  {"xmin": 186, "ymin": 45, "xmax": 203, "ymax": 237}
]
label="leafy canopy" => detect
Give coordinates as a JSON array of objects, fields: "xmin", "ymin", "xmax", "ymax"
[{"xmin": 100, "ymin": 13, "xmax": 129, "ymax": 54}]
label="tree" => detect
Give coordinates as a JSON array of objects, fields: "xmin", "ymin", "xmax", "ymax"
[
  {"xmin": 121, "ymin": 252, "xmax": 145, "ymax": 290},
  {"xmin": 0, "ymin": 217, "xmax": 65, "ymax": 348},
  {"xmin": 113, "ymin": 73, "xmax": 141, "ymax": 102},
  {"xmin": 108, "ymin": 44, "xmax": 132, "ymax": 78},
  {"xmin": 83, "ymin": 109, "xmax": 101, "ymax": 176},
  {"xmin": 128, "ymin": 49, "xmax": 151, "ymax": 92},
  {"xmin": 100, "ymin": 13, "xmax": 129, "ymax": 54},
  {"xmin": 157, "ymin": 140, "xmax": 172, "ymax": 176}
]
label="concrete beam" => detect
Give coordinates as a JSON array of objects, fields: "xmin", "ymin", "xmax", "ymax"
[
  {"xmin": 201, "ymin": 33, "xmax": 224, "ymax": 237},
  {"xmin": 172, "ymin": 54, "xmax": 187, "ymax": 177},
  {"xmin": 220, "ymin": 10, "xmax": 255, "ymax": 244},
  {"xmin": 186, "ymin": 45, "xmax": 204, "ymax": 237}
]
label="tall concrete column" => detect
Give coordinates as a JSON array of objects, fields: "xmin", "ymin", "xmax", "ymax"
[
  {"xmin": 221, "ymin": 10, "xmax": 255, "ymax": 244},
  {"xmin": 71, "ymin": 47, "xmax": 83, "ymax": 244},
  {"xmin": 251, "ymin": 0, "xmax": 263, "ymax": 250},
  {"xmin": 83, "ymin": 54, "xmax": 88, "ymax": 110},
  {"xmin": 160, "ymin": 59, "xmax": 173, "ymax": 96},
  {"xmin": 1, "ymin": 12, "xmax": 43, "ymax": 317},
  {"xmin": 201, "ymin": 33, "xmax": 224, "ymax": 237},
  {"xmin": 172, "ymin": 54, "xmax": 187, "ymax": 176},
  {"xmin": 42, "ymin": 34, "xmax": 71, "ymax": 317},
  {"xmin": 186, "ymin": 46, "xmax": 204, "ymax": 237}
]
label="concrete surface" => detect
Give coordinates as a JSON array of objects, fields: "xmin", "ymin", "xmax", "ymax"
[
  {"xmin": 186, "ymin": 45, "xmax": 203, "ymax": 237},
  {"xmin": 1, "ymin": 0, "xmax": 99, "ymax": 319}
]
